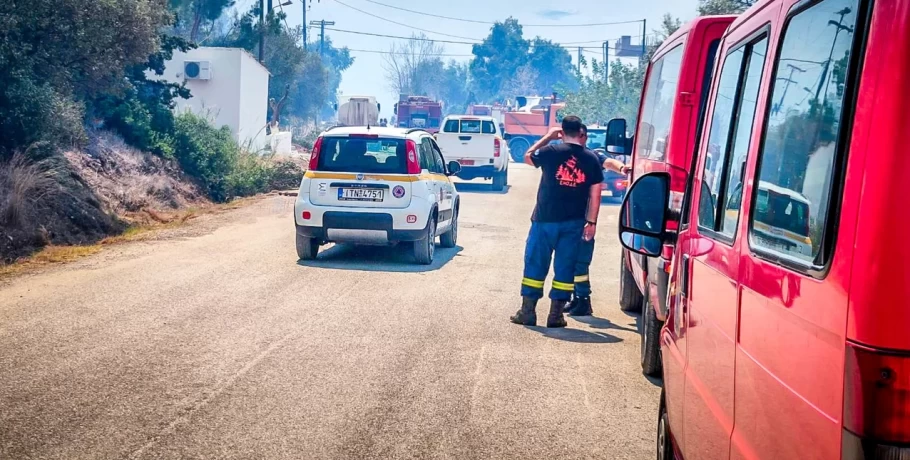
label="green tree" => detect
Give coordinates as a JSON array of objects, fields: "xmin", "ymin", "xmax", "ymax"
[
  {"xmin": 527, "ymin": 38, "xmax": 576, "ymax": 95},
  {"xmin": 0, "ymin": 0, "xmax": 173, "ymax": 155},
  {"xmin": 697, "ymin": 0, "xmax": 756, "ymax": 15},
  {"xmin": 470, "ymin": 18, "xmax": 531, "ymax": 100},
  {"xmin": 170, "ymin": 0, "xmax": 236, "ymax": 42}
]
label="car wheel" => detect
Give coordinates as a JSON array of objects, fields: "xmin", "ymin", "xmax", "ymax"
[
  {"xmin": 413, "ymin": 217, "xmax": 436, "ymax": 265},
  {"xmin": 492, "ymin": 171, "xmax": 506, "ymax": 191},
  {"xmin": 508, "ymin": 138, "xmax": 530, "ymax": 162},
  {"xmin": 657, "ymin": 392, "xmax": 673, "ymax": 460},
  {"xmin": 296, "ymin": 233, "xmax": 319, "ymax": 261},
  {"xmin": 620, "ymin": 251, "xmax": 644, "ymax": 312},
  {"xmin": 439, "ymin": 208, "xmax": 458, "ymax": 248},
  {"xmin": 640, "ymin": 286, "xmax": 663, "ymax": 377}
]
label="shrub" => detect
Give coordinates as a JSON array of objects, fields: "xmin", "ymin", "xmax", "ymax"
[
  {"xmin": 0, "ymin": 153, "xmax": 60, "ymax": 228},
  {"xmin": 267, "ymin": 159, "xmax": 305, "ymax": 190},
  {"xmin": 172, "ymin": 112, "xmax": 240, "ymax": 202}
]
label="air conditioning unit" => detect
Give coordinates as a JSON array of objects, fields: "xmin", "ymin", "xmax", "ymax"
[{"xmin": 184, "ymin": 61, "xmax": 211, "ymax": 80}]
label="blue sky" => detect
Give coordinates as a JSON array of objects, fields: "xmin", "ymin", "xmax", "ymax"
[{"xmin": 235, "ymin": 0, "xmax": 701, "ymax": 116}]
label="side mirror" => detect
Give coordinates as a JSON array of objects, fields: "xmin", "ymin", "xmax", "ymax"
[
  {"xmin": 606, "ymin": 118, "xmax": 628, "ymax": 151},
  {"xmin": 377, "ymin": 103, "xmax": 381, "ymax": 113},
  {"xmin": 447, "ymin": 161, "xmax": 462, "ymax": 176},
  {"xmin": 333, "ymin": 104, "xmax": 338, "ymax": 111},
  {"xmin": 618, "ymin": 172, "xmax": 671, "ymax": 257}
]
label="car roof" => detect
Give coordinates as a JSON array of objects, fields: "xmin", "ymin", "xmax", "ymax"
[
  {"xmin": 758, "ymin": 181, "xmax": 811, "ymax": 203},
  {"xmin": 321, "ymin": 126, "xmax": 428, "ymax": 138},
  {"xmin": 443, "ymin": 115, "xmax": 496, "ymax": 121}
]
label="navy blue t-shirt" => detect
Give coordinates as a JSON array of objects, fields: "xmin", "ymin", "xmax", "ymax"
[{"xmin": 530, "ymin": 143, "xmax": 604, "ymax": 222}]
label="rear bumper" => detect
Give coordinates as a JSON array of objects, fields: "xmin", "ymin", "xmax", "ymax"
[
  {"xmin": 296, "ymin": 211, "xmax": 430, "ymax": 244},
  {"xmin": 456, "ymin": 164, "xmax": 501, "ymax": 180}
]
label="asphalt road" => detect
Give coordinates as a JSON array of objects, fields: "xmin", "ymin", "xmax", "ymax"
[{"xmin": 0, "ymin": 162, "xmax": 661, "ymax": 460}]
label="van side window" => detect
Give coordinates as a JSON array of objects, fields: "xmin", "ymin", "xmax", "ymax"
[
  {"xmin": 751, "ymin": 0, "xmax": 861, "ymax": 265},
  {"xmin": 635, "ymin": 45, "xmax": 684, "ymax": 162},
  {"xmin": 697, "ymin": 35, "xmax": 769, "ymax": 238}
]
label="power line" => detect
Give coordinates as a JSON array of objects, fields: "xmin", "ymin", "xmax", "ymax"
[
  {"xmin": 359, "ymin": 0, "xmax": 645, "ymax": 27},
  {"xmin": 346, "ymin": 48, "xmax": 474, "ymax": 57},
  {"xmin": 332, "ymin": 0, "xmax": 480, "ymax": 41},
  {"xmin": 320, "ymin": 26, "xmax": 635, "ymax": 50}
]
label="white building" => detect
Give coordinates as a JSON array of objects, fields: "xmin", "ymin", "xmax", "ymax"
[{"xmin": 157, "ymin": 47, "xmax": 271, "ymax": 151}]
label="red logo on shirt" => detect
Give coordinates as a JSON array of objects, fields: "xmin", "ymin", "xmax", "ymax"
[{"xmin": 555, "ymin": 156, "xmax": 586, "ymax": 187}]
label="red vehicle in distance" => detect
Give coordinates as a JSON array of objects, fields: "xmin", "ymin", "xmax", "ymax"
[
  {"xmin": 393, "ymin": 96, "xmax": 443, "ymax": 133},
  {"xmin": 617, "ymin": 0, "xmax": 910, "ymax": 458},
  {"xmin": 615, "ymin": 14, "xmax": 737, "ymax": 377}
]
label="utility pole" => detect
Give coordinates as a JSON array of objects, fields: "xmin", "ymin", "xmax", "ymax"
[
  {"xmin": 816, "ymin": 7, "xmax": 854, "ymax": 100},
  {"xmin": 603, "ymin": 42, "xmax": 609, "ymax": 81},
  {"xmin": 577, "ymin": 47, "xmax": 582, "ymax": 73},
  {"xmin": 773, "ymin": 64, "xmax": 806, "ymax": 116},
  {"xmin": 259, "ymin": 0, "xmax": 266, "ymax": 62},
  {"xmin": 310, "ymin": 19, "xmax": 335, "ymax": 59},
  {"xmin": 641, "ymin": 19, "xmax": 647, "ymax": 64},
  {"xmin": 302, "ymin": 0, "xmax": 320, "ymax": 50}
]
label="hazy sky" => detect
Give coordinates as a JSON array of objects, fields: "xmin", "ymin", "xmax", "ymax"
[{"xmin": 235, "ymin": 0, "xmax": 701, "ymax": 116}]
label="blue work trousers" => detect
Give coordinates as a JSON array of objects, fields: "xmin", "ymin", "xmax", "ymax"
[
  {"xmin": 574, "ymin": 238, "xmax": 596, "ymax": 299},
  {"xmin": 521, "ymin": 220, "xmax": 585, "ymax": 301}
]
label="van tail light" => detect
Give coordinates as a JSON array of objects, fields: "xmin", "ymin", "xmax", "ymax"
[
  {"xmin": 406, "ymin": 139, "xmax": 421, "ymax": 174},
  {"xmin": 308, "ymin": 136, "xmax": 323, "ymax": 171},
  {"xmin": 842, "ymin": 342, "xmax": 910, "ymax": 459},
  {"xmin": 661, "ymin": 244, "xmax": 674, "ymax": 261},
  {"xmin": 494, "ymin": 138, "xmax": 501, "ymax": 158}
]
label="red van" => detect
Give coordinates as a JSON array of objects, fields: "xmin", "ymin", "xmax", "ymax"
[
  {"xmin": 620, "ymin": 15, "xmax": 736, "ymax": 377},
  {"xmin": 616, "ymin": 0, "xmax": 910, "ymax": 458}
]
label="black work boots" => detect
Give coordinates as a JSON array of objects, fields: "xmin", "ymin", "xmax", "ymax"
[
  {"xmin": 565, "ymin": 296, "xmax": 593, "ymax": 317},
  {"xmin": 510, "ymin": 297, "xmax": 567, "ymax": 328},
  {"xmin": 510, "ymin": 297, "xmax": 538, "ymax": 326}
]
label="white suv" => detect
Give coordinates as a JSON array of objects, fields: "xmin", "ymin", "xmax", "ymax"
[
  {"xmin": 295, "ymin": 126, "xmax": 461, "ymax": 264},
  {"xmin": 434, "ymin": 115, "xmax": 510, "ymax": 191}
]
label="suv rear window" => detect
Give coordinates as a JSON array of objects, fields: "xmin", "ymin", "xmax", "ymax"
[{"xmin": 317, "ymin": 136, "xmax": 407, "ymax": 174}]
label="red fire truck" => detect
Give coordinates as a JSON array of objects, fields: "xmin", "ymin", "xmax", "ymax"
[{"xmin": 392, "ymin": 96, "xmax": 444, "ymax": 133}]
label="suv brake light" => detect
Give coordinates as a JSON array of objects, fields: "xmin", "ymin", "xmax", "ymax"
[
  {"xmin": 843, "ymin": 342, "xmax": 910, "ymax": 459},
  {"xmin": 669, "ymin": 191, "xmax": 685, "ymax": 213},
  {"xmin": 494, "ymin": 138, "xmax": 501, "ymax": 158},
  {"xmin": 406, "ymin": 139, "xmax": 421, "ymax": 174},
  {"xmin": 308, "ymin": 136, "xmax": 324, "ymax": 171}
]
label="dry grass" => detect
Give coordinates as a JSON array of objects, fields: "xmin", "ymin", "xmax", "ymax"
[
  {"xmin": 0, "ymin": 152, "xmax": 60, "ymax": 228},
  {"xmin": 0, "ymin": 203, "xmax": 231, "ymax": 281}
]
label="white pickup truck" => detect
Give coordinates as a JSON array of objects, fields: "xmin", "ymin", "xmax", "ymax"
[{"xmin": 434, "ymin": 115, "xmax": 510, "ymax": 191}]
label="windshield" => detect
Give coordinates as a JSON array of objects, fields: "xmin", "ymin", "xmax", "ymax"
[{"xmin": 317, "ymin": 136, "xmax": 407, "ymax": 174}]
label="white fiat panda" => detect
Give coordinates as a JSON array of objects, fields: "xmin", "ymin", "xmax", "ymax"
[{"xmin": 294, "ymin": 126, "xmax": 462, "ymax": 265}]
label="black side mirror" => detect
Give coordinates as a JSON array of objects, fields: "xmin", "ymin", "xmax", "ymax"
[
  {"xmin": 333, "ymin": 104, "xmax": 338, "ymax": 111},
  {"xmin": 447, "ymin": 161, "xmax": 462, "ymax": 176},
  {"xmin": 606, "ymin": 118, "xmax": 628, "ymax": 153},
  {"xmin": 618, "ymin": 172, "xmax": 671, "ymax": 257},
  {"xmin": 377, "ymin": 103, "xmax": 381, "ymax": 113}
]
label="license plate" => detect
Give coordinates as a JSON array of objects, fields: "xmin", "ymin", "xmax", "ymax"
[
  {"xmin": 459, "ymin": 160, "xmax": 475, "ymax": 165},
  {"xmin": 602, "ymin": 190, "xmax": 613, "ymax": 197},
  {"xmin": 338, "ymin": 188, "xmax": 384, "ymax": 201}
]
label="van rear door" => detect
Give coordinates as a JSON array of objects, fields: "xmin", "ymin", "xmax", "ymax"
[{"xmin": 308, "ymin": 135, "xmax": 412, "ymax": 209}]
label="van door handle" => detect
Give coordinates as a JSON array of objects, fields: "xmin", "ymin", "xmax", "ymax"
[{"xmin": 680, "ymin": 255, "xmax": 690, "ymax": 299}]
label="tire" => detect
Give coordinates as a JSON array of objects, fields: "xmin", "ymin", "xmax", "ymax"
[
  {"xmin": 492, "ymin": 170, "xmax": 506, "ymax": 191},
  {"xmin": 620, "ymin": 251, "xmax": 644, "ymax": 312},
  {"xmin": 640, "ymin": 285, "xmax": 664, "ymax": 377},
  {"xmin": 413, "ymin": 217, "xmax": 436, "ymax": 265},
  {"xmin": 508, "ymin": 138, "xmax": 530, "ymax": 162},
  {"xmin": 439, "ymin": 207, "xmax": 458, "ymax": 248},
  {"xmin": 296, "ymin": 233, "xmax": 319, "ymax": 260},
  {"xmin": 657, "ymin": 392, "xmax": 672, "ymax": 460}
]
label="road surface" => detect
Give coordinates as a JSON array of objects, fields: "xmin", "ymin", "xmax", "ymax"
[{"xmin": 0, "ymin": 163, "xmax": 660, "ymax": 459}]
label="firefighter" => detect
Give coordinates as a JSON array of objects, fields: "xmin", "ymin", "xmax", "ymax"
[
  {"xmin": 510, "ymin": 116, "xmax": 605, "ymax": 328},
  {"xmin": 565, "ymin": 125, "xmax": 632, "ymax": 316}
]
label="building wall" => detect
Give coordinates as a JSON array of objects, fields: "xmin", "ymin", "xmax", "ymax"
[
  {"xmin": 238, "ymin": 51, "xmax": 270, "ymax": 152},
  {"xmin": 157, "ymin": 47, "xmax": 270, "ymax": 152}
]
